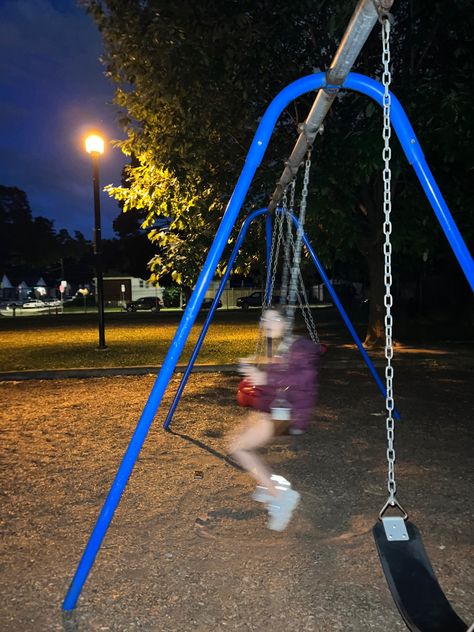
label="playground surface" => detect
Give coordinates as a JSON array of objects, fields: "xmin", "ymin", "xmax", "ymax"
[{"xmin": 0, "ymin": 355, "xmax": 473, "ymax": 631}]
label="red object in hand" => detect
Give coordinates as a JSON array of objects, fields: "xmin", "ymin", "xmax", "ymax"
[
  {"xmin": 237, "ymin": 378, "xmax": 262, "ymax": 407},
  {"xmin": 319, "ymin": 343, "xmax": 329, "ymax": 356}
]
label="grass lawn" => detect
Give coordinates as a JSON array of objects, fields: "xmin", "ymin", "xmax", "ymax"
[
  {"xmin": 1, "ymin": 304, "xmax": 470, "ymax": 373},
  {"xmin": 0, "ymin": 310, "xmax": 264, "ymax": 372}
]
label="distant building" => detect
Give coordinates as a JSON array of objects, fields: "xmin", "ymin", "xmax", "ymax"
[
  {"xmin": 0, "ymin": 272, "xmax": 73, "ymax": 302},
  {"xmin": 0, "ymin": 274, "xmax": 14, "ymax": 300},
  {"xmin": 100, "ymin": 276, "xmax": 164, "ymax": 306}
]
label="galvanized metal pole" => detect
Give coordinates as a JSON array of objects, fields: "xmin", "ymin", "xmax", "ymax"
[{"xmin": 268, "ymin": 0, "xmax": 394, "ymax": 212}]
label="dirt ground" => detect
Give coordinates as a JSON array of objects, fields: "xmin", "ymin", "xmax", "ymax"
[{"xmin": 0, "ymin": 357, "xmax": 473, "ymax": 631}]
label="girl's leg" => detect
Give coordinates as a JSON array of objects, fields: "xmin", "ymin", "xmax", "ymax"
[{"xmin": 227, "ymin": 412, "xmax": 279, "ymax": 497}]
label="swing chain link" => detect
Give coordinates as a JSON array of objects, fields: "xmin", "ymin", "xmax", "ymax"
[
  {"xmin": 381, "ymin": 17, "xmax": 397, "ymax": 503},
  {"xmin": 267, "ymin": 190, "xmax": 286, "ymax": 309},
  {"xmin": 261, "ymin": 154, "xmax": 319, "ymax": 358},
  {"xmin": 256, "ymin": 193, "xmax": 286, "ymax": 360},
  {"xmin": 298, "ymin": 275, "xmax": 320, "ymax": 344},
  {"xmin": 279, "ymin": 180, "xmax": 296, "ymax": 309},
  {"xmin": 284, "ymin": 219, "xmax": 320, "ymax": 344},
  {"xmin": 284, "ymin": 150, "xmax": 312, "ymax": 345},
  {"xmin": 289, "ymin": 177, "xmax": 296, "ymax": 212}
]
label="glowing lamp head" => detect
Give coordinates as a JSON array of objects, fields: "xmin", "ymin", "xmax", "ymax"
[{"xmin": 85, "ymin": 134, "xmax": 105, "ymax": 155}]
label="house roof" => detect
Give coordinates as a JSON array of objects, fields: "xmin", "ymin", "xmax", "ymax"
[{"xmin": 1, "ymin": 274, "xmax": 13, "ymax": 289}]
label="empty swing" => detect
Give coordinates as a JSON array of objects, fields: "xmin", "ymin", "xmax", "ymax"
[{"xmin": 372, "ymin": 16, "xmax": 467, "ymax": 632}]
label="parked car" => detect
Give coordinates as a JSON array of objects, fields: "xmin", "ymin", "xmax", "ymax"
[
  {"xmin": 22, "ymin": 300, "xmax": 46, "ymax": 309},
  {"xmin": 125, "ymin": 296, "xmax": 162, "ymax": 312},
  {"xmin": 182, "ymin": 297, "xmax": 223, "ymax": 310},
  {"xmin": 236, "ymin": 291, "xmax": 263, "ymax": 310},
  {"xmin": 42, "ymin": 297, "xmax": 62, "ymax": 307}
]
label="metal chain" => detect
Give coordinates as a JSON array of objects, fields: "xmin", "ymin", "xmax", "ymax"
[
  {"xmin": 261, "ymin": 154, "xmax": 317, "ymax": 358},
  {"xmin": 256, "ymin": 195, "xmax": 286, "ymax": 360},
  {"xmin": 283, "ymin": 150, "xmax": 312, "ymax": 348},
  {"xmin": 381, "ymin": 17, "xmax": 396, "ymax": 503},
  {"xmin": 265, "ymin": 200, "xmax": 285, "ymax": 310},
  {"xmin": 284, "ymin": 220, "xmax": 320, "ymax": 343},
  {"xmin": 262, "ymin": 190, "xmax": 288, "ymax": 312},
  {"xmin": 279, "ymin": 180, "xmax": 296, "ymax": 310},
  {"xmin": 298, "ymin": 273, "xmax": 320, "ymax": 344}
]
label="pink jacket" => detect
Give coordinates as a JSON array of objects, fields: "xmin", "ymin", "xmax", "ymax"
[{"xmin": 253, "ymin": 338, "xmax": 320, "ymax": 431}]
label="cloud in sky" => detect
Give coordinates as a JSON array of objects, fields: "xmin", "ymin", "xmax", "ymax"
[{"xmin": 0, "ymin": 0, "xmax": 127, "ymax": 237}]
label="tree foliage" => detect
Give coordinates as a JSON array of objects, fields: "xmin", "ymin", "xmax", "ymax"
[
  {"xmin": 0, "ymin": 186, "xmax": 60, "ymax": 272},
  {"xmin": 85, "ymin": 0, "xmax": 350, "ymax": 286},
  {"xmin": 0, "ymin": 184, "xmax": 153, "ymax": 286},
  {"xmin": 307, "ymin": 0, "xmax": 474, "ymax": 342},
  {"xmin": 86, "ymin": 0, "xmax": 473, "ymax": 342}
]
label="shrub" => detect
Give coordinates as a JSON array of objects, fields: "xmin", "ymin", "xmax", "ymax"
[{"xmin": 162, "ymin": 286, "xmax": 181, "ymax": 308}]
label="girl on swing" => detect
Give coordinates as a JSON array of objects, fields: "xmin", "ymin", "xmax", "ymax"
[{"xmin": 228, "ymin": 307, "xmax": 320, "ymax": 531}]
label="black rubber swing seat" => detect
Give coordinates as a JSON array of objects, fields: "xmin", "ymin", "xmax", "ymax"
[{"xmin": 373, "ymin": 520, "xmax": 467, "ymax": 631}]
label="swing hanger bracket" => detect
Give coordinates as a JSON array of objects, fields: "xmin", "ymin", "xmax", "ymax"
[
  {"xmin": 297, "ymin": 121, "xmax": 323, "ymax": 140},
  {"xmin": 282, "ymin": 161, "xmax": 299, "ymax": 179},
  {"xmin": 373, "ymin": 0, "xmax": 395, "ymax": 24},
  {"xmin": 323, "ymin": 83, "xmax": 341, "ymax": 96},
  {"xmin": 379, "ymin": 496, "xmax": 409, "ymax": 542},
  {"xmin": 379, "ymin": 496, "xmax": 408, "ymax": 521}
]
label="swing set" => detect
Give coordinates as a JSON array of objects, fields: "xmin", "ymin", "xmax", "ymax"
[{"xmin": 63, "ymin": 1, "xmax": 473, "ymax": 628}]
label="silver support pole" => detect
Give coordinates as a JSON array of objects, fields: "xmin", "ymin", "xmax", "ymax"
[{"xmin": 268, "ymin": 0, "xmax": 394, "ymax": 213}]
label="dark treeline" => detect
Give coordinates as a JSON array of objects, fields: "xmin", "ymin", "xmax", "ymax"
[{"xmin": 0, "ymin": 185, "xmax": 155, "ymax": 289}]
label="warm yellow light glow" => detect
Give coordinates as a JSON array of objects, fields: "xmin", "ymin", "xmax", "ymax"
[{"xmin": 85, "ymin": 134, "xmax": 105, "ymax": 155}]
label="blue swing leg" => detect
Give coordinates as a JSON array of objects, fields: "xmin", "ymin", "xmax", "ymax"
[
  {"xmin": 162, "ymin": 207, "xmax": 267, "ymax": 430},
  {"xmin": 63, "ymin": 73, "xmax": 328, "ymax": 612},
  {"xmin": 299, "ymin": 227, "xmax": 400, "ymax": 420}
]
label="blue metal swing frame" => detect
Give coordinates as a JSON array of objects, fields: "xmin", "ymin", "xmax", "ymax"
[
  {"xmin": 162, "ymin": 207, "xmax": 400, "ymax": 431},
  {"xmin": 63, "ymin": 71, "xmax": 474, "ymax": 611}
]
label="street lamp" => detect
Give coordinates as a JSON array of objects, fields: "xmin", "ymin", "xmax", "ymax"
[{"xmin": 85, "ymin": 133, "xmax": 107, "ymax": 349}]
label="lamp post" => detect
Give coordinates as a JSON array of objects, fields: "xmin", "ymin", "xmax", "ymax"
[{"xmin": 85, "ymin": 133, "xmax": 107, "ymax": 349}]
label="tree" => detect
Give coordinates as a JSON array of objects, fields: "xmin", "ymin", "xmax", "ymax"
[
  {"xmin": 307, "ymin": 0, "xmax": 474, "ymax": 344},
  {"xmin": 110, "ymin": 207, "xmax": 157, "ymax": 278},
  {"xmin": 85, "ymin": 0, "xmax": 473, "ymax": 343},
  {"xmin": 0, "ymin": 185, "xmax": 98, "ymax": 286},
  {"xmin": 0, "ymin": 186, "xmax": 32, "ymax": 271},
  {"xmin": 0, "ymin": 185, "xmax": 60, "ymax": 272},
  {"xmin": 84, "ymin": 0, "xmax": 344, "ymax": 287}
]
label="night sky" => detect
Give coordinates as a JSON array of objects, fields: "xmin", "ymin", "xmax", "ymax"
[{"xmin": 0, "ymin": 0, "xmax": 126, "ymax": 238}]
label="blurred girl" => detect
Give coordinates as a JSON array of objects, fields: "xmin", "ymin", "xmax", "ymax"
[{"xmin": 228, "ymin": 308, "xmax": 320, "ymax": 531}]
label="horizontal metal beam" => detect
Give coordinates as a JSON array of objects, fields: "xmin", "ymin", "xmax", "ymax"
[{"xmin": 267, "ymin": 0, "xmax": 394, "ymax": 213}]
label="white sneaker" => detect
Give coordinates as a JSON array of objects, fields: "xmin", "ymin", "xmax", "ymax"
[
  {"xmin": 252, "ymin": 486, "xmax": 273, "ymax": 503},
  {"xmin": 252, "ymin": 475, "xmax": 291, "ymax": 504},
  {"xmin": 270, "ymin": 473, "xmax": 291, "ymax": 490},
  {"xmin": 267, "ymin": 488, "xmax": 301, "ymax": 532}
]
